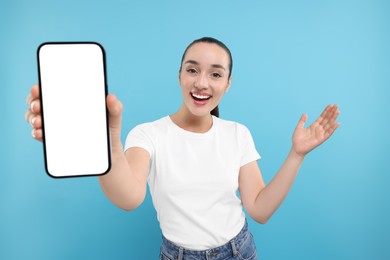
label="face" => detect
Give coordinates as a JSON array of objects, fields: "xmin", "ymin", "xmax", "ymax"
[{"xmin": 179, "ymin": 42, "xmax": 231, "ymax": 117}]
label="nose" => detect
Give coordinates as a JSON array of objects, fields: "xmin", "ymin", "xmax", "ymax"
[{"xmin": 194, "ymin": 72, "xmax": 208, "ymax": 89}]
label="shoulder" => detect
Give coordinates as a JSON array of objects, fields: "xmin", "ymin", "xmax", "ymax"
[
  {"xmin": 127, "ymin": 116, "xmax": 173, "ymax": 143},
  {"xmin": 125, "ymin": 116, "xmax": 169, "ymax": 151}
]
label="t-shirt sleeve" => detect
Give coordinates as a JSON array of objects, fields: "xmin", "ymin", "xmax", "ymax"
[
  {"xmin": 124, "ymin": 123, "xmax": 154, "ymax": 158},
  {"xmin": 239, "ymin": 124, "xmax": 261, "ymax": 167}
]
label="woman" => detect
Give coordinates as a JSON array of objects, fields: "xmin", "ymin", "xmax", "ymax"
[{"xmin": 25, "ymin": 37, "xmax": 340, "ymax": 260}]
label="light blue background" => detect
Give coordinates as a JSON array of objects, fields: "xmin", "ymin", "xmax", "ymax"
[{"xmin": 1, "ymin": 0, "xmax": 389, "ymax": 259}]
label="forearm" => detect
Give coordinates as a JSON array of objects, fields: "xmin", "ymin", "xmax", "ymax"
[
  {"xmin": 98, "ymin": 143, "xmax": 146, "ymax": 211},
  {"xmin": 253, "ymin": 148, "xmax": 304, "ymax": 223}
]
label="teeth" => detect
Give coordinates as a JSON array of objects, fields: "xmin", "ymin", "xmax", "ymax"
[{"xmin": 192, "ymin": 93, "xmax": 210, "ymax": 100}]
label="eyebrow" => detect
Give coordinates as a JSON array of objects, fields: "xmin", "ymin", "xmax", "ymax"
[{"xmin": 184, "ymin": 60, "xmax": 226, "ymax": 71}]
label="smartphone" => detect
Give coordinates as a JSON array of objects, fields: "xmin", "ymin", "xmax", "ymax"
[{"xmin": 37, "ymin": 42, "xmax": 111, "ymax": 178}]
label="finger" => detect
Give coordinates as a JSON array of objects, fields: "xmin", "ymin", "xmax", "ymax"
[
  {"xmin": 317, "ymin": 104, "xmax": 332, "ymax": 125},
  {"xmin": 296, "ymin": 113, "xmax": 308, "ymax": 129},
  {"xmin": 25, "ymin": 110, "xmax": 37, "ymax": 126},
  {"xmin": 323, "ymin": 121, "xmax": 334, "ymax": 132},
  {"xmin": 26, "ymin": 84, "xmax": 40, "ymax": 104},
  {"xmin": 24, "ymin": 109, "xmax": 32, "ymax": 122},
  {"xmin": 107, "ymin": 94, "xmax": 123, "ymax": 125},
  {"xmin": 328, "ymin": 106, "xmax": 340, "ymax": 125},
  {"xmin": 322, "ymin": 105, "xmax": 339, "ymax": 126},
  {"xmin": 26, "ymin": 93, "xmax": 33, "ymax": 105},
  {"xmin": 106, "ymin": 94, "xmax": 123, "ymax": 143},
  {"xmin": 31, "ymin": 115, "xmax": 42, "ymax": 129},
  {"xmin": 324, "ymin": 122, "xmax": 340, "ymax": 139},
  {"xmin": 30, "ymin": 99, "xmax": 41, "ymax": 114},
  {"xmin": 31, "ymin": 84, "xmax": 40, "ymax": 99},
  {"xmin": 32, "ymin": 128, "xmax": 43, "ymax": 142}
]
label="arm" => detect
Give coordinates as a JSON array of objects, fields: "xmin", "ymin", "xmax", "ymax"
[
  {"xmin": 97, "ymin": 93, "xmax": 150, "ymax": 211},
  {"xmin": 98, "ymin": 146, "xmax": 149, "ymax": 211},
  {"xmin": 26, "ymin": 84, "xmax": 149, "ymax": 211},
  {"xmin": 239, "ymin": 105, "xmax": 340, "ymax": 224}
]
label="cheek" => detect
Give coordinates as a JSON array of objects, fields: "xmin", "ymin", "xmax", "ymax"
[
  {"xmin": 214, "ymin": 85, "xmax": 228, "ymax": 97},
  {"xmin": 179, "ymin": 82, "xmax": 193, "ymax": 101},
  {"xmin": 179, "ymin": 76, "xmax": 193, "ymax": 90},
  {"xmin": 213, "ymin": 93, "xmax": 224, "ymax": 104}
]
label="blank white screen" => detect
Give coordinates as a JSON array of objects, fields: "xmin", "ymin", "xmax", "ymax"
[{"xmin": 38, "ymin": 43, "xmax": 110, "ymax": 177}]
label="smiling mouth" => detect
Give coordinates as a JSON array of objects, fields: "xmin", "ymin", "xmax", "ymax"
[{"xmin": 191, "ymin": 93, "xmax": 212, "ymax": 101}]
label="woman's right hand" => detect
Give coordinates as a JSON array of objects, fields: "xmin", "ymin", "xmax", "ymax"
[
  {"xmin": 25, "ymin": 84, "xmax": 148, "ymax": 210},
  {"xmin": 25, "ymin": 84, "xmax": 124, "ymax": 150},
  {"xmin": 25, "ymin": 84, "xmax": 43, "ymax": 141}
]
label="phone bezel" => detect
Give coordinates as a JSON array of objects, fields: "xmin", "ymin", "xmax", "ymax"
[{"xmin": 37, "ymin": 41, "xmax": 111, "ymax": 178}]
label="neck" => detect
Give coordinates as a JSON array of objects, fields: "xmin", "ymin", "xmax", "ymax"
[{"xmin": 170, "ymin": 104, "xmax": 213, "ymax": 133}]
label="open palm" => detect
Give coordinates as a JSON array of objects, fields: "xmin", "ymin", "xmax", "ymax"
[{"xmin": 292, "ymin": 104, "xmax": 340, "ymax": 157}]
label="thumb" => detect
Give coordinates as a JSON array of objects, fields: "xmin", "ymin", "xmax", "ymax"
[
  {"xmin": 296, "ymin": 113, "xmax": 308, "ymax": 129},
  {"xmin": 106, "ymin": 94, "xmax": 123, "ymax": 143}
]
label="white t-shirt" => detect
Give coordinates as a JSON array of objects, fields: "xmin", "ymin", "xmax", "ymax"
[{"xmin": 124, "ymin": 115, "xmax": 260, "ymax": 250}]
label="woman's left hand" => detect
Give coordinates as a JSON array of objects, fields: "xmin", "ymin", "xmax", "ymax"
[{"xmin": 292, "ymin": 104, "xmax": 340, "ymax": 158}]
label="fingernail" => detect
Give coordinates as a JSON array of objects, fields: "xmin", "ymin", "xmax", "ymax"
[
  {"xmin": 31, "ymin": 116, "xmax": 36, "ymax": 126},
  {"xmin": 32, "ymin": 129, "xmax": 36, "ymax": 138},
  {"xmin": 30, "ymin": 101, "xmax": 36, "ymax": 112}
]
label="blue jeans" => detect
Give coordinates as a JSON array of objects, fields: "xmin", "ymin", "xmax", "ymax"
[{"xmin": 159, "ymin": 220, "xmax": 258, "ymax": 260}]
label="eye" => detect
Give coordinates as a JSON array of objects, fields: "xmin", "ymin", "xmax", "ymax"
[
  {"xmin": 186, "ymin": 68, "xmax": 197, "ymax": 74},
  {"xmin": 211, "ymin": 73, "xmax": 222, "ymax": 78}
]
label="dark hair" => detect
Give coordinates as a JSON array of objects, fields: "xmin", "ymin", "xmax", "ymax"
[{"xmin": 179, "ymin": 37, "xmax": 233, "ymax": 118}]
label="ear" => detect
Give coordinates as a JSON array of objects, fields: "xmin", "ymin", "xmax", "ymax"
[{"xmin": 224, "ymin": 76, "xmax": 232, "ymax": 93}]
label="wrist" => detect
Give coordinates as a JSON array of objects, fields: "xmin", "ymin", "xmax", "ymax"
[{"xmin": 289, "ymin": 148, "xmax": 305, "ymax": 162}]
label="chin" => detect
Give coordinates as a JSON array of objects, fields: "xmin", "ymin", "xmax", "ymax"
[
  {"xmin": 189, "ymin": 109, "xmax": 211, "ymax": 117},
  {"xmin": 186, "ymin": 105, "xmax": 212, "ymax": 117}
]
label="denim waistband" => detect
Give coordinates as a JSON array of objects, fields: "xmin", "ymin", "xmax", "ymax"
[{"xmin": 161, "ymin": 220, "xmax": 250, "ymax": 260}]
